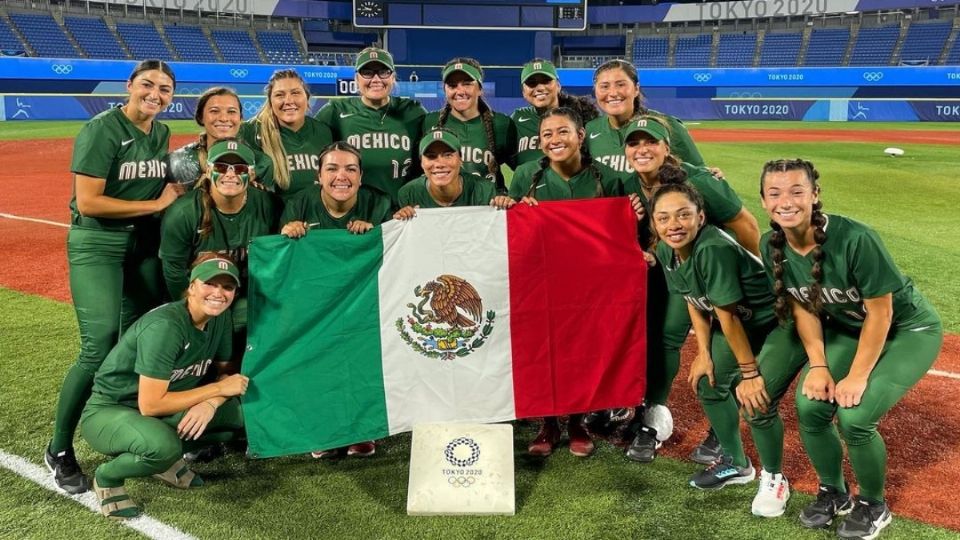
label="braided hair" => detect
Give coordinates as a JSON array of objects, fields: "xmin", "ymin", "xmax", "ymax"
[
  {"xmin": 255, "ymin": 69, "xmax": 311, "ymax": 191},
  {"xmin": 195, "ymin": 136, "xmax": 249, "ymax": 240},
  {"xmin": 593, "ymin": 59, "xmax": 646, "ymax": 118},
  {"xmin": 437, "ymin": 57, "xmax": 501, "ymax": 186},
  {"xmin": 525, "ymin": 107, "xmax": 605, "ymax": 199},
  {"xmin": 760, "ymin": 158, "xmax": 826, "ymax": 323}
]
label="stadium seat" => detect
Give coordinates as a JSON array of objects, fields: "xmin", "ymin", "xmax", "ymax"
[
  {"xmin": 257, "ymin": 30, "xmax": 304, "ymax": 64},
  {"xmin": 849, "ymin": 25, "xmax": 900, "ymax": 66},
  {"xmin": 898, "ymin": 21, "xmax": 951, "ymax": 65},
  {"xmin": 674, "ymin": 34, "xmax": 712, "ymax": 68},
  {"xmin": 632, "ymin": 36, "xmax": 668, "ymax": 68},
  {"xmin": 165, "ymin": 24, "xmax": 218, "ymax": 62},
  {"xmin": 211, "ymin": 29, "xmax": 262, "ymax": 63},
  {"xmin": 9, "ymin": 12, "xmax": 80, "ymax": 58},
  {"xmin": 759, "ymin": 32, "xmax": 802, "ymax": 67},
  {"xmin": 947, "ymin": 39, "xmax": 960, "ymax": 65},
  {"xmin": 804, "ymin": 27, "xmax": 850, "ymax": 66},
  {"xmin": 716, "ymin": 33, "xmax": 757, "ymax": 67},
  {"xmin": 64, "ymin": 16, "xmax": 126, "ymax": 60},
  {"xmin": 0, "ymin": 18, "xmax": 26, "ymax": 53},
  {"xmin": 116, "ymin": 22, "xmax": 174, "ymax": 61}
]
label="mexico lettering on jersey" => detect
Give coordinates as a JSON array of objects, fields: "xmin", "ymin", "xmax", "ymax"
[
  {"xmin": 787, "ymin": 285, "xmax": 864, "ymax": 319},
  {"xmin": 118, "ymin": 159, "xmax": 168, "ymax": 181},
  {"xmin": 170, "ymin": 358, "xmax": 213, "ymax": 383},
  {"xmin": 517, "ymin": 135, "xmax": 539, "ymax": 153},
  {"xmin": 346, "ymin": 132, "xmax": 412, "ymax": 152},
  {"xmin": 287, "ymin": 153, "xmax": 320, "ymax": 172},
  {"xmin": 595, "ymin": 154, "xmax": 633, "ymax": 173},
  {"xmin": 461, "ymin": 146, "xmax": 495, "ymax": 168}
]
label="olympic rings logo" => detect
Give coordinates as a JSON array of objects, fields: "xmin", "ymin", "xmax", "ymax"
[
  {"xmin": 444, "ymin": 437, "xmax": 481, "ymax": 467},
  {"xmin": 862, "ymin": 72, "xmax": 884, "ymax": 82},
  {"xmin": 230, "ymin": 69, "xmax": 249, "ymax": 78},
  {"xmin": 729, "ymin": 91, "xmax": 762, "ymax": 98},
  {"xmin": 447, "ymin": 476, "xmax": 477, "ymax": 488},
  {"xmin": 243, "ymin": 101, "xmax": 261, "ymax": 115},
  {"xmin": 693, "ymin": 73, "xmax": 712, "ymax": 83},
  {"xmin": 51, "ymin": 64, "xmax": 73, "ymax": 75}
]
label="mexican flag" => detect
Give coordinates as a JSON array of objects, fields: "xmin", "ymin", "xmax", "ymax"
[{"xmin": 242, "ymin": 198, "xmax": 648, "ymax": 458}]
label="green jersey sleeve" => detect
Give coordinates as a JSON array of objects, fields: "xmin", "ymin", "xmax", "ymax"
[
  {"xmin": 135, "ymin": 319, "xmax": 185, "ymax": 380},
  {"xmin": 655, "ymin": 111, "xmax": 705, "ymax": 168},
  {"xmin": 71, "ymin": 116, "xmax": 121, "ymax": 178},
  {"xmin": 279, "ymin": 190, "xmax": 309, "ymax": 227},
  {"xmin": 685, "ymin": 164, "xmax": 743, "ymax": 225},
  {"xmin": 850, "ymin": 227, "xmax": 905, "ymax": 299},
  {"xmin": 695, "ymin": 241, "xmax": 747, "ymax": 308},
  {"xmin": 159, "ymin": 193, "xmax": 201, "ymax": 299},
  {"xmin": 508, "ymin": 161, "xmax": 537, "ymax": 200}
]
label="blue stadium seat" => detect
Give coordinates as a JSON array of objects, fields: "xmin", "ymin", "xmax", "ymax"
[
  {"xmin": 165, "ymin": 24, "xmax": 218, "ymax": 62},
  {"xmin": 64, "ymin": 16, "xmax": 126, "ymax": 60},
  {"xmin": 211, "ymin": 29, "xmax": 262, "ymax": 63},
  {"xmin": 9, "ymin": 12, "xmax": 80, "ymax": 58},
  {"xmin": 674, "ymin": 34, "xmax": 712, "ymax": 68},
  {"xmin": 849, "ymin": 25, "xmax": 900, "ymax": 66},
  {"xmin": 0, "ymin": 18, "xmax": 26, "ymax": 53},
  {"xmin": 899, "ymin": 21, "xmax": 951, "ymax": 65},
  {"xmin": 759, "ymin": 32, "xmax": 802, "ymax": 67},
  {"xmin": 257, "ymin": 30, "xmax": 304, "ymax": 64},
  {"xmin": 947, "ymin": 39, "xmax": 960, "ymax": 65},
  {"xmin": 632, "ymin": 36, "xmax": 668, "ymax": 68},
  {"xmin": 804, "ymin": 27, "xmax": 850, "ymax": 66},
  {"xmin": 716, "ymin": 33, "xmax": 756, "ymax": 67},
  {"xmin": 116, "ymin": 22, "xmax": 174, "ymax": 61}
]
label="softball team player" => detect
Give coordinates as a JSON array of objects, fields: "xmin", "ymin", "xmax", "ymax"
[
  {"xmin": 46, "ymin": 60, "xmax": 186, "ymax": 494},
  {"xmin": 422, "ymin": 58, "xmax": 517, "ymax": 192},
  {"xmin": 241, "ymin": 69, "xmax": 332, "ymax": 201},
  {"xmin": 80, "ymin": 256, "xmax": 249, "ymax": 519},
  {"xmin": 316, "ymin": 47, "xmax": 426, "ymax": 207},
  {"xmin": 619, "ymin": 117, "xmax": 759, "ymax": 464},
  {"xmin": 511, "ymin": 58, "xmax": 598, "ymax": 167},
  {"xmin": 587, "ymin": 59, "xmax": 705, "ymax": 173},
  {"xmin": 493, "ymin": 107, "xmax": 626, "ymax": 457},
  {"xmin": 759, "ymin": 159, "xmax": 942, "ymax": 539},
  {"xmin": 394, "ymin": 130, "xmax": 495, "ymax": 218},
  {"xmin": 160, "ymin": 139, "xmax": 279, "ymax": 366},
  {"xmin": 164, "ymin": 87, "xmax": 274, "ymax": 190}
]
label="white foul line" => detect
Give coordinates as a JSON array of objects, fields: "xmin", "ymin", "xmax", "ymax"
[
  {"xmin": 929, "ymin": 369, "xmax": 960, "ymax": 380},
  {"xmin": 0, "ymin": 448, "xmax": 197, "ymax": 540},
  {"xmin": 0, "ymin": 212, "xmax": 70, "ymax": 228}
]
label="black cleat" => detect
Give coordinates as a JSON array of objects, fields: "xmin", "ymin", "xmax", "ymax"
[
  {"xmin": 689, "ymin": 428, "xmax": 723, "ymax": 465},
  {"xmin": 799, "ymin": 484, "xmax": 854, "ymax": 529},
  {"xmin": 625, "ymin": 425, "xmax": 661, "ymax": 463},
  {"xmin": 837, "ymin": 497, "xmax": 893, "ymax": 540},
  {"xmin": 44, "ymin": 445, "xmax": 89, "ymax": 494}
]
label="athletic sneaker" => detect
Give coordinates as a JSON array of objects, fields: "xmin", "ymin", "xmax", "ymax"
[
  {"xmin": 567, "ymin": 419, "xmax": 595, "ymax": 458},
  {"xmin": 689, "ymin": 455, "xmax": 755, "ymax": 490},
  {"xmin": 799, "ymin": 484, "xmax": 855, "ymax": 529},
  {"xmin": 528, "ymin": 420, "xmax": 561, "ymax": 457},
  {"xmin": 347, "ymin": 441, "xmax": 376, "ymax": 457},
  {"xmin": 689, "ymin": 428, "xmax": 723, "ymax": 465},
  {"xmin": 44, "ymin": 445, "xmax": 89, "ymax": 494},
  {"xmin": 183, "ymin": 443, "xmax": 226, "ymax": 464},
  {"xmin": 837, "ymin": 497, "xmax": 892, "ymax": 540},
  {"xmin": 625, "ymin": 425, "xmax": 661, "ymax": 463},
  {"xmin": 751, "ymin": 470, "xmax": 790, "ymax": 517}
]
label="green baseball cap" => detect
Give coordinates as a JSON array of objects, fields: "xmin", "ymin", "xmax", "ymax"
[
  {"xmin": 520, "ymin": 59, "xmax": 558, "ymax": 84},
  {"xmin": 419, "ymin": 129, "xmax": 462, "ymax": 155},
  {"xmin": 190, "ymin": 257, "xmax": 241, "ymax": 287},
  {"xmin": 622, "ymin": 116, "xmax": 671, "ymax": 146},
  {"xmin": 355, "ymin": 48, "xmax": 395, "ymax": 71},
  {"xmin": 207, "ymin": 139, "xmax": 256, "ymax": 165},
  {"xmin": 442, "ymin": 61, "xmax": 483, "ymax": 86}
]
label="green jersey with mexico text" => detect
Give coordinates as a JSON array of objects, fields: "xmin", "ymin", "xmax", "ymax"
[
  {"xmin": 656, "ymin": 225, "xmax": 776, "ymax": 332},
  {"xmin": 759, "ymin": 214, "xmax": 939, "ymax": 333},
  {"xmin": 87, "ymin": 301, "xmax": 231, "ymax": 409},
  {"xmin": 422, "ymin": 110, "xmax": 517, "ymax": 187},
  {"xmin": 70, "ymin": 106, "xmax": 170, "ymax": 229},
  {"xmin": 238, "ymin": 117, "xmax": 332, "ymax": 201},
  {"xmin": 585, "ymin": 110, "xmax": 704, "ymax": 174},
  {"xmin": 280, "ymin": 186, "xmax": 392, "ymax": 230},
  {"xmin": 398, "ymin": 174, "xmax": 495, "ymax": 209},
  {"xmin": 511, "ymin": 105, "xmax": 543, "ymax": 167},
  {"xmin": 316, "ymin": 96, "xmax": 426, "ymax": 205},
  {"xmin": 508, "ymin": 159, "xmax": 624, "ymax": 201}
]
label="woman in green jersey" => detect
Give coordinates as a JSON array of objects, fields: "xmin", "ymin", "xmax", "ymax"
[
  {"xmin": 46, "ymin": 60, "xmax": 187, "ymax": 495},
  {"xmin": 760, "ymin": 159, "xmax": 943, "ymax": 539},
  {"xmin": 80, "ymin": 255, "xmax": 249, "ymax": 519},
  {"xmin": 160, "ymin": 139, "xmax": 279, "ymax": 368},
  {"xmin": 242, "ymin": 69, "xmax": 333, "ymax": 201},
  {"xmin": 316, "ymin": 47, "xmax": 426, "ymax": 207},
  {"xmin": 394, "ymin": 129, "xmax": 495, "ymax": 218},
  {"xmin": 587, "ymin": 59, "xmax": 706, "ymax": 174},
  {"xmin": 618, "ymin": 116, "xmax": 759, "ymax": 465},
  {"xmin": 422, "ymin": 57, "xmax": 517, "ymax": 193},
  {"xmin": 164, "ymin": 86, "xmax": 273, "ymax": 190},
  {"xmin": 650, "ymin": 183, "xmax": 807, "ymax": 519},
  {"xmin": 511, "ymin": 58, "xmax": 598, "ymax": 167},
  {"xmin": 493, "ymin": 107, "xmax": 626, "ymax": 458}
]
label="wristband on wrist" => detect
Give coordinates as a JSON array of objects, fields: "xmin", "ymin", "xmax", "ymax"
[{"xmin": 808, "ymin": 365, "xmax": 830, "ymax": 370}]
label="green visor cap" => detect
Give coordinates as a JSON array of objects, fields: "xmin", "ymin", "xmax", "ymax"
[
  {"xmin": 419, "ymin": 129, "xmax": 462, "ymax": 155},
  {"xmin": 355, "ymin": 48, "xmax": 395, "ymax": 70},
  {"xmin": 521, "ymin": 60, "xmax": 558, "ymax": 83},
  {"xmin": 622, "ymin": 117, "xmax": 671, "ymax": 146},
  {"xmin": 190, "ymin": 258, "xmax": 241, "ymax": 287},
  {"xmin": 207, "ymin": 139, "xmax": 256, "ymax": 165},
  {"xmin": 442, "ymin": 62, "xmax": 483, "ymax": 85}
]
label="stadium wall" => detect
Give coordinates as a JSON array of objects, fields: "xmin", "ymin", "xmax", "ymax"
[{"xmin": 1, "ymin": 58, "xmax": 958, "ymax": 122}]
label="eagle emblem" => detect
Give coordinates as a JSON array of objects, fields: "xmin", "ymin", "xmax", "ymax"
[{"xmin": 396, "ymin": 274, "xmax": 495, "ymax": 361}]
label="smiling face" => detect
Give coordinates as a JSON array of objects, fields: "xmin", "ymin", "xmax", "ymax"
[
  {"xmin": 761, "ymin": 168, "xmax": 819, "ymax": 232},
  {"xmin": 319, "ymin": 149, "xmax": 362, "ymax": 203},
  {"xmin": 652, "ymin": 191, "xmax": 704, "ymax": 259},
  {"xmin": 522, "ymin": 74, "xmax": 560, "ymax": 110},
  {"xmin": 202, "ymin": 94, "xmax": 241, "ymax": 141},
  {"xmin": 125, "ymin": 69, "xmax": 174, "ymax": 119},
  {"xmin": 421, "ymin": 142, "xmax": 462, "ymax": 189},
  {"xmin": 188, "ymin": 275, "xmax": 237, "ymax": 319},
  {"xmin": 356, "ymin": 61, "xmax": 394, "ymax": 106},
  {"xmin": 624, "ymin": 131, "xmax": 669, "ymax": 180},
  {"xmin": 444, "ymin": 72, "xmax": 481, "ymax": 118},
  {"xmin": 210, "ymin": 156, "xmax": 249, "ymax": 198},
  {"xmin": 270, "ymin": 77, "xmax": 308, "ymax": 130},
  {"xmin": 593, "ymin": 67, "xmax": 639, "ymax": 120},
  {"xmin": 539, "ymin": 114, "xmax": 583, "ymax": 165}
]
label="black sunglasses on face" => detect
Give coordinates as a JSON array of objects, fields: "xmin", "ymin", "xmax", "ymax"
[{"xmin": 358, "ymin": 68, "xmax": 394, "ymax": 80}]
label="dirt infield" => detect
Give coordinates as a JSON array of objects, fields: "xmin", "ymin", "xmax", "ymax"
[{"xmin": 3, "ymin": 129, "xmax": 960, "ymax": 531}]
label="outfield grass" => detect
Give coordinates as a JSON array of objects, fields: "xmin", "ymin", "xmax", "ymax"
[{"xmin": 2, "ymin": 291, "xmax": 959, "ymax": 539}]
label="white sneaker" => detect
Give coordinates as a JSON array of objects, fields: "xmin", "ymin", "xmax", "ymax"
[{"xmin": 752, "ymin": 470, "xmax": 790, "ymax": 517}]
